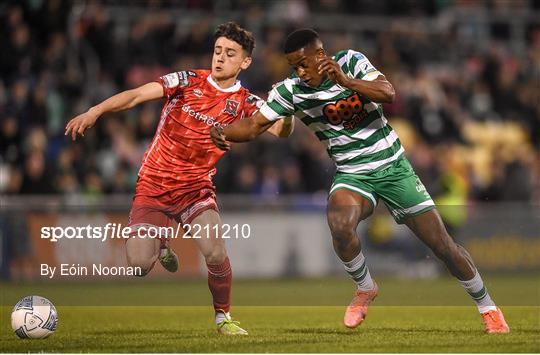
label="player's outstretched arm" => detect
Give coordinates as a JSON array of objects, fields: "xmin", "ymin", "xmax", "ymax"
[
  {"xmin": 267, "ymin": 116, "xmax": 295, "ymax": 138},
  {"xmin": 210, "ymin": 111, "xmax": 277, "ymax": 151},
  {"xmin": 64, "ymin": 82, "xmax": 164, "ymax": 140},
  {"xmin": 317, "ymin": 57, "xmax": 395, "ymax": 103}
]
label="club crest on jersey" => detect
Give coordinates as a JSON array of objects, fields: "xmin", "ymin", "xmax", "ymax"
[
  {"xmin": 193, "ymin": 88, "xmax": 203, "ymax": 97},
  {"xmin": 323, "ymin": 93, "xmax": 368, "ymax": 129},
  {"xmin": 223, "ymin": 99, "xmax": 240, "ymax": 117}
]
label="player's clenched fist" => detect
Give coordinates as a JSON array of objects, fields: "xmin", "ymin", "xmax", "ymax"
[
  {"xmin": 64, "ymin": 111, "xmax": 99, "ymax": 141},
  {"xmin": 210, "ymin": 126, "xmax": 231, "ymax": 151},
  {"xmin": 317, "ymin": 57, "xmax": 349, "ymax": 86}
]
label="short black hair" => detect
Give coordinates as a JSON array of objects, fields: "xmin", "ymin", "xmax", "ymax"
[
  {"xmin": 283, "ymin": 28, "xmax": 320, "ymax": 54},
  {"xmin": 214, "ymin": 22, "xmax": 255, "ymax": 56}
]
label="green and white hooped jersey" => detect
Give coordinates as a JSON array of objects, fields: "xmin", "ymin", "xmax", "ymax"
[{"xmin": 260, "ymin": 49, "xmax": 404, "ymax": 174}]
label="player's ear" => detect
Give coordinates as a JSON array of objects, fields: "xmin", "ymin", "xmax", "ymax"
[{"xmin": 240, "ymin": 56, "xmax": 252, "ymax": 70}]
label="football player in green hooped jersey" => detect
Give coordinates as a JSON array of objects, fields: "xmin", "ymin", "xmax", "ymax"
[{"xmin": 210, "ymin": 29, "xmax": 508, "ymax": 334}]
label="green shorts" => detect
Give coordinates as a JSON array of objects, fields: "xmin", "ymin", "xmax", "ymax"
[{"xmin": 329, "ymin": 155, "xmax": 435, "ymax": 224}]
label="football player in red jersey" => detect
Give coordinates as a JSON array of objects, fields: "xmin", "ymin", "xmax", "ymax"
[{"xmin": 65, "ymin": 22, "xmax": 294, "ymax": 335}]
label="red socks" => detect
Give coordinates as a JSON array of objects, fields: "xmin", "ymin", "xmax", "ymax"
[{"xmin": 206, "ymin": 257, "xmax": 232, "ymax": 313}]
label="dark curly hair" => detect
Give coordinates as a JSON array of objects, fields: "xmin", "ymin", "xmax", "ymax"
[
  {"xmin": 214, "ymin": 22, "xmax": 255, "ymax": 56},
  {"xmin": 284, "ymin": 28, "xmax": 320, "ymax": 54}
]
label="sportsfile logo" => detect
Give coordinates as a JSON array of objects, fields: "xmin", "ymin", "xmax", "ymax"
[
  {"xmin": 182, "ymin": 104, "xmax": 227, "ymax": 128},
  {"xmin": 40, "ymin": 223, "xmax": 251, "ymax": 242}
]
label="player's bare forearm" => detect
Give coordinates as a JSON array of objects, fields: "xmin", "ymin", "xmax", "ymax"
[
  {"xmin": 65, "ymin": 82, "xmax": 163, "ymax": 140},
  {"xmin": 267, "ymin": 116, "xmax": 295, "ymax": 137},
  {"xmin": 211, "ymin": 111, "xmax": 276, "ymax": 151},
  {"xmin": 91, "ymin": 82, "xmax": 164, "ymax": 115},
  {"xmin": 225, "ymin": 114, "xmax": 273, "ymax": 142},
  {"xmin": 89, "ymin": 90, "xmax": 139, "ymax": 116},
  {"xmin": 341, "ymin": 76, "xmax": 395, "ymax": 103}
]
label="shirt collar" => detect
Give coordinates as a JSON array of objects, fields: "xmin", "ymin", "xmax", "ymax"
[{"xmin": 207, "ymin": 75, "xmax": 242, "ymax": 92}]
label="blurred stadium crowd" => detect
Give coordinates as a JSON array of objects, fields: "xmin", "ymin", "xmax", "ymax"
[{"xmin": 1, "ymin": 0, "xmax": 539, "ymax": 204}]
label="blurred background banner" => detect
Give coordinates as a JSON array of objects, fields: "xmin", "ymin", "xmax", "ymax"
[{"xmin": 0, "ymin": 0, "xmax": 539, "ymax": 282}]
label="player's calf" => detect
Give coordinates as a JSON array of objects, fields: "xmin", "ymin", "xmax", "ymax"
[
  {"xmin": 405, "ymin": 210, "xmax": 508, "ymax": 332},
  {"xmin": 445, "ymin": 244, "xmax": 508, "ymax": 332},
  {"xmin": 327, "ymin": 211, "xmax": 364, "ymax": 261},
  {"xmin": 327, "ymin": 189, "xmax": 373, "ymax": 261}
]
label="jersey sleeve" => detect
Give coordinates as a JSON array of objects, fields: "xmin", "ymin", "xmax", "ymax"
[
  {"xmin": 346, "ymin": 50, "xmax": 383, "ymax": 82},
  {"xmin": 259, "ymin": 81, "xmax": 295, "ymax": 121},
  {"xmin": 155, "ymin": 70, "xmax": 198, "ymax": 99}
]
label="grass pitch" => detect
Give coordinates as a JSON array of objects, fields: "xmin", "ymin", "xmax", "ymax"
[{"xmin": 1, "ymin": 276, "xmax": 539, "ymax": 352}]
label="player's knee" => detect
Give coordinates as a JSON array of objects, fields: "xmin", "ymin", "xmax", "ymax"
[
  {"xmin": 204, "ymin": 247, "xmax": 227, "ymax": 265},
  {"xmin": 328, "ymin": 214, "xmax": 357, "ymax": 240}
]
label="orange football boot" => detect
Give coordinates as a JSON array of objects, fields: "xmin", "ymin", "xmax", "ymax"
[
  {"xmin": 481, "ymin": 308, "xmax": 510, "ymax": 333},
  {"xmin": 344, "ymin": 281, "xmax": 379, "ymax": 328}
]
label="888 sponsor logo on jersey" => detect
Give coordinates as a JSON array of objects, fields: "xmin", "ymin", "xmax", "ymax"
[{"xmin": 323, "ymin": 93, "xmax": 369, "ymax": 129}]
